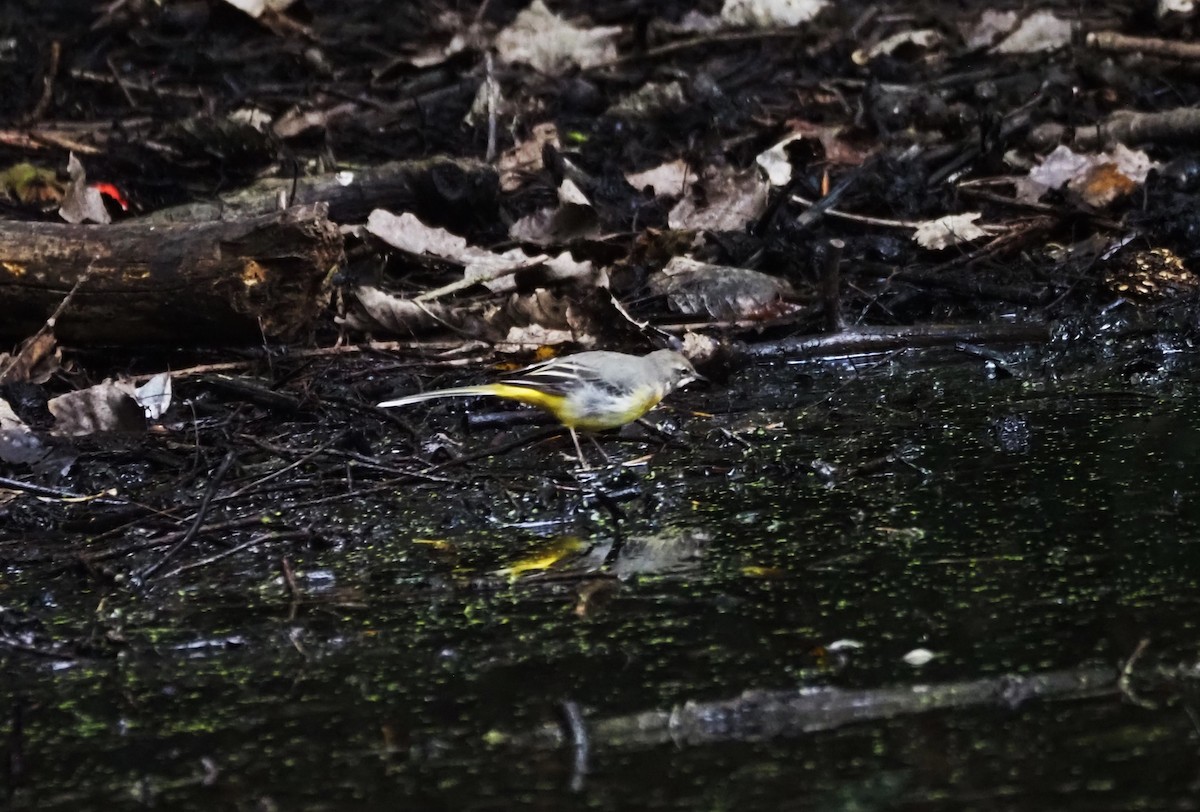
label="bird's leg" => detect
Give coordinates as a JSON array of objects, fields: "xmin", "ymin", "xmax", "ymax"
[
  {"xmin": 569, "ymin": 427, "xmax": 591, "ymax": 471},
  {"xmin": 586, "ymin": 434, "xmax": 612, "ymax": 465}
]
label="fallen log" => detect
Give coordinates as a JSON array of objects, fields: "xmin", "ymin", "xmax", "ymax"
[
  {"xmin": 0, "ymin": 203, "xmax": 341, "ymax": 344},
  {"xmin": 142, "ymin": 157, "xmax": 498, "ymax": 227}
]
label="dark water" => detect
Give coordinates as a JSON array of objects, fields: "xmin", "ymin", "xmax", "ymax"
[{"xmin": 6, "ymin": 355, "xmax": 1200, "ymax": 810}]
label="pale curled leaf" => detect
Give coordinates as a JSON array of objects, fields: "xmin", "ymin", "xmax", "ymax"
[
  {"xmin": 992, "ymin": 10, "xmax": 1073, "ymax": 54},
  {"xmin": 963, "ymin": 10, "xmax": 1018, "ymax": 49},
  {"xmin": 756, "ymin": 140, "xmax": 796, "ymax": 187},
  {"xmin": 59, "ymin": 153, "xmax": 111, "ymax": 225},
  {"xmin": 1017, "ymin": 144, "xmax": 1157, "ymax": 206},
  {"xmin": 367, "ymin": 209, "xmax": 483, "ymax": 259},
  {"xmin": 495, "ymin": 0, "xmax": 621, "ymax": 74},
  {"xmin": 366, "ymin": 210, "xmax": 600, "ymax": 300},
  {"xmin": 0, "ymin": 398, "xmax": 24, "ymax": 432},
  {"xmin": 1025, "ymin": 145, "xmax": 1092, "ymax": 193},
  {"xmin": 222, "ymin": 0, "xmax": 297, "ymax": 18},
  {"xmin": 228, "ymin": 107, "xmax": 273, "ymax": 133},
  {"xmin": 0, "ymin": 397, "xmax": 44, "ymax": 465},
  {"xmin": 720, "ymin": 0, "xmax": 828, "ymax": 28},
  {"xmin": 463, "ymin": 250, "xmax": 598, "ymax": 295},
  {"xmin": 367, "ymin": 210, "xmax": 550, "ymax": 294},
  {"xmin": 135, "ymin": 372, "xmax": 172, "ymax": 420},
  {"xmin": 913, "ymin": 213, "xmax": 988, "ymax": 250}
]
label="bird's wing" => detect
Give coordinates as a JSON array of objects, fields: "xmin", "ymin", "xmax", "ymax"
[{"xmin": 501, "ymin": 355, "xmax": 612, "ymax": 398}]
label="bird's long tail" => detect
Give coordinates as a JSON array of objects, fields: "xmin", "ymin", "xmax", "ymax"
[{"xmin": 377, "ymin": 385, "xmax": 495, "ymax": 409}]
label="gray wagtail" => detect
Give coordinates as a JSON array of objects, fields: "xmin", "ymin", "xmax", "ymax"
[{"xmin": 377, "ymin": 349, "xmax": 700, "ymax": 468}]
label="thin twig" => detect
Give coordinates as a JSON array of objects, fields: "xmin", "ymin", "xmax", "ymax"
[
  {"xmin": 484, "ymin": 51, "xmax": 499, "ymax": 163},
  {"xmin": 1088, "ymin": 30, "xmax": 1200, "ymax": 60},
  {"xmin": 821, "ymin": 238, "xmax": 846, "ymax": 332},
  {"xmin": 137, "ymin": 451, "xmax": 239, "ymax": 581},
  {"xmin": 26, "ymin": 41, "xmax": 61, "ymax": 122},
  {"xmin": 158, "ymin": 530, "xmax": 311, "ymax": 580},
  {"xmin": 561, "ymin": 700, "xmax": 589, "ymax": 793},
  {"xmin": 1118, "ymin": 638, "xmax": 1156, "ymax": 710}
]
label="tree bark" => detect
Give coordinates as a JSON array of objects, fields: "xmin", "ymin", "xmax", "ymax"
[
  {"xmin": 142, "ymin": 157, "xmax": 498, "ymax": 229},
  {"xmin": 0, "ymin": 203, "xmax": 341, "ymax": 344}
]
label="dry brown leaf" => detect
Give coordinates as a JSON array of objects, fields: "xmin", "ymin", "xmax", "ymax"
[
  {"xmin": 340, "ymin": 286, "xmax": 492, "ymax": 336},
  {"xmin": 607, "ymin": 82, "xmax": 688, "ymax": 117},
  {"xmin": 962, "ymin": 10, "xmax": 1018, "ymax": 48},
  {"xmin": 500, "ymin": 324, "xmax": 583, "ymax": 349},
  {"xmin": 667, "ymin": 166, "xmax": 768, "ymax": 232},
  {"xmin": 649, "ymin": 257, "xmax": 798, "ymax": 320},
  {"xmin": 0, "ymin": 330, "xmax": 60, "ymax": 384},
  {"xmin": 366, "ymin": 210, "xmax": 540, "ymax": 293},
  {"xmin": 272, "ymin": 102, "xmax": 358, "ymax": 139},
  {"xmin": 48, "ymin": 380, "xmax": 146, "ymax": 436},
  {"xmin": 1071, "ymin": 163, "xmax": 1139, "ymax": 208},
  {"xmin": 499, "ymin": 122, "xmax": 560, "ymax": 191},
  {"xmin": 508, "ymin": 179, "xmax": 600, "ymax": 245},
  {"xmin": 499, "ymin": 288, "xmax": 608, "ymax": 344},
  {"xmin": 502, "ymin": 288, "xmax": 574, "ymax": 330},
  {"xmin": 366, "ymin": 209, "xmax": 599, "ymax": 295},
  {"xmin": 625, "ymin": 159, "xmax": 697, "ymax": 197},
  {"xmin": 367, "ymin": 209, "xmax": 505, "ymax": 262}
]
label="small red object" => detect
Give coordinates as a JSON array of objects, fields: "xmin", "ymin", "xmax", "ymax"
[{"xmin": 90, "ymin": 182, "xmax": 129, "ymax": 210}]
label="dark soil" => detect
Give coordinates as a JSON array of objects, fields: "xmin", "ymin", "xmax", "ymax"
[{"xmin": 4, "ymin": 0, "xmax": 1200, "ymax": 601}]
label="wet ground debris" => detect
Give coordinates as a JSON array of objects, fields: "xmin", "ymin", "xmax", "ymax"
[{"xmin": 4, "ymin": 1, "xmax": 1200, "ymax": 585}]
